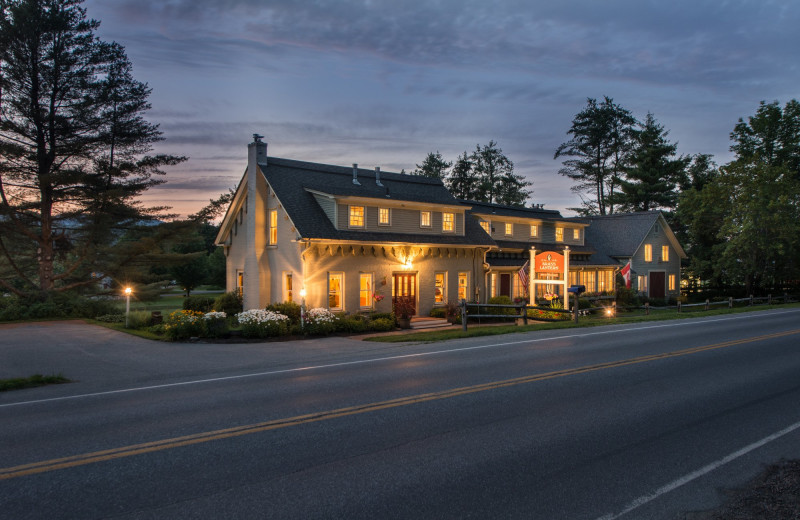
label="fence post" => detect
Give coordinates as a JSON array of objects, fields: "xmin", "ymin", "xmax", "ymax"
[
  {"xmin": 729, "ymin": 297, "xmax": 733, "ymax": 308},
  {"xmin": 612, "ymin": 300, "xmax": 617, "ymax": 317},
  {"xmin": 461, "ymin": 299, "xmax": 467, "ymax": 331},
  {"xmin": 705, "ymin": 299, "xmax": 710, "ymax": 311},
  {"xmin": 521, "ymin": 303, "xmax": 528, "ymax": 326},
  {"xmin": 574, "ymin": 298, "xmax": 579, "ymax": 324},
  {"xmin": 750, "ymin": 294, "xmax": 754, "ymax": 306},
  {"xmin": 785, "ymin": 293, "xmax": 790, "ymax": 304},
  {"xmin": 677, "ymin": 300, "xmax": 682, "ymax": 313},
  {"xmin": 645, "ymin": 302, "xmax": 650, "ymax": 315},
  {"xmin": 768, "ymin": 294, "xmax": 772, "ymax": 305}
]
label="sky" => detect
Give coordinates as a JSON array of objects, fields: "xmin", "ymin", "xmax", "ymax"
[{"xmin": 84, "ymin": 0, "xmax": 799, "ymax": 218}]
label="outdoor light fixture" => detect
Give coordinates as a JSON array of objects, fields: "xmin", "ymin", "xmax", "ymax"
[
  {"xmin": 124, "ymin": 287, "xmax": 132, "ymax": 327},
  {"xmin": 404, "ymin": 260, "xmax": 413, "ymax": 270},
  {"xmin": 299, "ymin": 288, "xmax": 306, "ymax": 298}
]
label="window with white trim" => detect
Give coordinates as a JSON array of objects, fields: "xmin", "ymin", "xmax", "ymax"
[
  {"xmin": 434, "ymin": 272, "xmax": 446, "ymax": 304},
  {"xmin": 480, "ymin": 221, "xmax": 490, "ymax": 234},
  {"xmin": 378, "ymin": 208, "xmax": 390, "ymax": 226},
  {"xmin": 573, "ymin": 228, "xmax": 580, "ymax": 240},
  {"xmin": 530, "ymin": 224, "xmax": 538, "ymax": 237},
  {"xmin": 458, "ymin": 272, "xmax": 469, "ymax": 301},
  {"xmin": 661, "ymin": 245, "xmax": 669, "ymax": 262},
  {"xmin": 504, "ymin": 222, "xmax": 513, "ymax": 236},
  {"xmin": 359, "ymin": 273, "xmax": 373, "ymax": 309},
  {"xmin": 349, "ymin": 206, "xmax": 365, "ymax": 228},
  {"xmin": 669, "ymin": 274, "xmax": 676, "ymax": 291},
  {"xmin": 328, "ymin": 273, "xmax": 343, "ymax": 311},
  {"xmin": 269, "ymin": 209, "xmax": 277, "ymax": 244},
  {"xmin": 555, "ymin": 227, "xmax": 564, "ymax": 242},
  {"xmin": 442, "ymin": 212, "xmax": 454, "ymax": 232},
  {"xmin": 284, "ymin": 272, "xmax": 293, "ymax": 303},
  {"xmin": 644, "ymin": 244, "xmax": 653, "ymax": 262},
  {"xmin": 420, "ymin": 211, "xmax": 431, "ymax": 228}
]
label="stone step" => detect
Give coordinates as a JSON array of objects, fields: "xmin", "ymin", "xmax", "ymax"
[{"xmin": 409, "ymin": 318, "xmax": 452, "ymax": 329}]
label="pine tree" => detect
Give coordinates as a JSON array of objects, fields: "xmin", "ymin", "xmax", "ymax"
[
  {"xmin": 412, "ymin": 151, "xmax": 451, "ymax": 179},
  {"xmin": 0, "ymin": 0, "xmax": 185, "ymax": 297}
]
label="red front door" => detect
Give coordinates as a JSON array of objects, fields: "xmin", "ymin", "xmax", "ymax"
[
  {"xmin": 392, "ymin": 273, "xmax": 416, "ymax": 316},
  {"xmin": 500, "ymin": 273, "xmax": 511, "ymax": 297},
  {"xmin": 649, "ymin": 272, "xmax": 666, "ymax": 299}
]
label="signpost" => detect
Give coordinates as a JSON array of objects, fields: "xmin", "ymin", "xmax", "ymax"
[{"xmin": 529, "ymin": 247, "xmax": 571, "ymax": 310}]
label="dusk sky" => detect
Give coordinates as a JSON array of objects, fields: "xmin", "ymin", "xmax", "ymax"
[{"xmin": 84, "ymin": 0, "xmax": 799, "ymax": 218}]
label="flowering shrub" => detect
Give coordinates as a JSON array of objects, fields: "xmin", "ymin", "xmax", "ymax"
[
  {"xmin": 303, "ymin": 307, "xmax": 337, "ymax": 335},
  {"xmin": 203, "ymin": 311, "xmax": 229, "ymax": 338},
  {"xmin": 165, "ymin": 310, "xmax": 206, "ymax": 340},
  {"xmin": 236, "ymin": 309, "xmax": 289, "ymax": 338}
]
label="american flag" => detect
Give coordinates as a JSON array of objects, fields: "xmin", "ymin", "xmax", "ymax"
[{"xmin": 518, "ymin": 260, "xmax": 529, "ymax": 294}]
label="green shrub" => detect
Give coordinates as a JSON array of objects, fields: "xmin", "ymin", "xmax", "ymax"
[
  {"xmin": 237, "ymin": 309, "xmax": 290, "ymax": 338},
  {"xmin": 0, "ymin": 293, "xmax": 121, "ymax": 322},
  {"xmin": 369, "ymin": 318, "xmax": 395, "ymax": 332},
  {"xmin": 336, "ymin": 316, "xmax": 367, "ymax": 333},
  {"xmin": 95, "ymin": 313, "xmax": 125, "ymax": 323},
  {"xmin": 487, "ymin": 296, "xmax": 515, "ymax": 319},
  {"xmin": 203, "ymin": 311, "xmax": 229, "ymax": 338},
  {"xmin": 126, "ymin": 310, "xmax": 153, "ymax": 329},
  {"xmin": 370, "ymin": 312, "xmax": 394, "ymax": 322},
  {"xmin": 267, "ymin": 302, "xmax": 301, "ymax": 325},
  {"xmin": 429, "ymin": 308, "xmax": 447, "ymax": 319},
  {"xmin": 213, "ymin": 291, "xmax": 243, "ymax": 315},
  {"xmin": 615, "ymin": 287, "xmax": 640, "ymax": 307},
  {"xmin": 303, "ymin": 307, "xmax": 337, "ymax": 335},
  {"xmin": 164, "ymin": 310, "xmax": 206, "ymax": 340},
  {"xmin": 183, "ymin": 296, "xmax": 215, "ymax": 312}
]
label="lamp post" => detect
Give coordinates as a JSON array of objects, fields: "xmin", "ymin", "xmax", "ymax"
[
  {"xmin": 299, "ymin": 288, "xmax": 307, "ymax": 330},
  {"xmin": 124, "ymin": 287, "xmax": 132, "ymax": 328}
]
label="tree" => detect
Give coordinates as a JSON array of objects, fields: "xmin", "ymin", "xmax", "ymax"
[
  {"xmin": 0, "ymin": 0, "xmax": 185, "ymax": 297},
  {"xmin": 471, "ymin": 140, "xmax": 531, "ymax": 205},
  {"xmin": 677, "ymin": 100, "xmax": 800, "ymax": 295},
  {"xmin": 445, "ymin": 151, "xmax": 477, "ymax": 200},
  {"xmin": 615, "ymin": 113, "xmax": 689, "ymax": 212},
  {"xmin": 554, "ymin": 97, "xmax": 636, "ymax": 215},
  {"xmin": 412, "ymin": 151, "xmax": 451, "ymax": 179}
]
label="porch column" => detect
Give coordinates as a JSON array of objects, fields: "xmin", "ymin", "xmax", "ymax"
[
  {"xmin": 563, "ymin": 246, "xmax": 570, "ymax": 311},
  {"xmin": 529, "ymin": 247, "xmax": 536, "ymax": 306}
]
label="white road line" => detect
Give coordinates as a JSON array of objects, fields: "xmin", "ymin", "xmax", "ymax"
[
  {"xmin": 2, "ymin": 308, "xmax": 797, "ymax": 409},
  {"xmin": 596, "ymin": 420, "xmax": 800, "ymax": 520}
]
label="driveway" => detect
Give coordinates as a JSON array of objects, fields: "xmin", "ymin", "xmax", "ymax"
[{"xmin": 0, "ymin": 320, "xmax": 412, "ymax": 399}]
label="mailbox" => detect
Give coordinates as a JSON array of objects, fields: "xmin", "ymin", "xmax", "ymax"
[{"xmin": 567, "ymin": 285, "xmax": 586, "ymax": 294}]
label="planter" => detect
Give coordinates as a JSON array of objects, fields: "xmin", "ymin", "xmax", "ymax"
[{"xmin": 396, "ymin": 317, "xmax": 411, "ymax": 329}]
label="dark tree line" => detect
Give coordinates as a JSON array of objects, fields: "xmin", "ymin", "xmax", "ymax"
[
  {"xmin": 556, "ymin": 97, "xmax": 800, "ymax": 295},
  {"xmin": 412, "ymin": 141, "xmax": 532, "ymax": 206}
]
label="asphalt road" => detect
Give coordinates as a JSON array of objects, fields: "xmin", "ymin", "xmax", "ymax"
[{"xmin": 2, "ymin": 309, "xmax": 800, "ymax": 519}]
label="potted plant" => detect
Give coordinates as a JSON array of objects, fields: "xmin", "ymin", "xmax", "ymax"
[{"xmin": 393, "ymin": 298, "xmax": 415, "ymax": 329}]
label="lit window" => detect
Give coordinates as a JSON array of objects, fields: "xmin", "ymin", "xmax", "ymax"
[
  {"xmin": 573, "ymin": 228, "xmax": 580, "ymax": 240},
  {"xmin": 662, "ymin": 245, "xmax": 669, "ymax": 262},
  {"xmin": 458, "ymin": 272, "xmax": 468, "ymax": 301},
  {"xmin": 644, "ymin": 244, "xmax": 653, "ymax": 262},
  {"xmin": 480, "ymin": 221, "xmax": 490, "ymax": 234},
  {"xmin": 530, "ymin": 224, "xmax": 538, "ymax": 237},
  {"xmin": 284, "ymin": 273, "xmax": 293, "ymax": 303},
  {"xmin": 669, "ymin": 274, "xmax": 676, "ymax": 291},
  {"xmin": 236, "ymin": 271, "xmax": 243, "ymax": 297},
  {"xmin": 349, "ymin": 206, "xmax": 365, "ymax": 228},
  {"xmin": 555, "ymin": 227, "xmax": 564, "ymax": 242},
  {"xmin": 505, "ymin": 222, "xmax": 513, "ymax": 236},
  {"xmin": 442, "ymin": 212, "xmax": 454, "ymax": 232},
  {"xmin": 359, "ymin": 273, "xmax": 373, "ymax": 308},
  {"xmin": 434, "ymin": 272, "xmax": 446, "ymax": 304},
  {"xmin": 420, "ymin": 211, "xmax": 431, "ymax": 228},
  {"xmin": 638, "ymin": 275, "xmax": 647, "ymax": 293},
  {"xmin": 489, "ymin": 273, "xmax": 497, "ymax": 298},
  {"xmin": 378, "ymin": 208, "xmax": 390, "ymax": 226},
  {"xmin": 269, "ymin": 209, "xmax": 277, "ymax": 244},
  {"xmin": 580, "ymin": 270, "xmax": 596, "ymax": 293},
  {"xmin": 598, "ymin": 270, "xmax": 613, "ymax": 292},
  {"xmin": 328, "ymin": 273, "xmax": 343, "ymax": 311}
]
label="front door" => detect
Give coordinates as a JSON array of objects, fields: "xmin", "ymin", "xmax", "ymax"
[
  {"xmin": 649, "ymin": 272, "xmax": 666, "ymax": 299},
  {"xmin": 500, "ymin": 273, "xmax": 511, "ymax": 298},
  {"xmin": 392, "ymin": 273, "xmax": 416, "ymax": 316}
]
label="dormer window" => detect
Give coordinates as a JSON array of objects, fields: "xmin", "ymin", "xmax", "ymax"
[
  {"xmin": 349, "ymin": 205, "xmax": 365, "ymax": 228},
  {"xmin": 530, "ymin": 224, "xmax": 538, "ymax": 237},
  {"xmin": 573, "ymin": 228, "xmax": 580, "ymax": 240},
  {"xmin": 420, "ymin": 211, "xmax": 431, "ymax": 228},
  {"xmin": 378, "ymin": 207, "xmax": 390, "ymax": 226},
  {"xmin": 480, "ymin": 221, "xmax": 490, "ymax": 234},
  {"xmin": 442, "ymin": 212, "xmax": 454, "ymax": 232},
  {"xmin": 504, "ymin": 223, "xmax": 513, "ymax": 236},
  {"xmin": 556, "ymin": 227, "xmax": 564, "ymax": 242}
]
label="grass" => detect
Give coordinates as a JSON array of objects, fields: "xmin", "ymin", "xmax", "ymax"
[
  {"xmin": 366, "ymin": 302, "xmax": 800, "ymax": 343},
  {"xmin": 87, "ymin": 320, "xmax": 170, "ymax": 341},
  {"xmin": 0, "ymin": 374, "xmax": 71, "ymax": 392}
]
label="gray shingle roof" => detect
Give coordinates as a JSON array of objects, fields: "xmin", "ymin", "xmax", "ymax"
[
  {"xmin": 260, "ymin": 157, "xmax": 494, "ymax": 246},
  {"xmin": 571, "ymin": 211, "xmax": 662, "ymax": 258},
  {"xmin": 461, "ymin": 199, "xmax": 562, "ymax": 220}
]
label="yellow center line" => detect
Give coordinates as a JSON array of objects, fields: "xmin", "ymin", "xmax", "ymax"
[{"xmin": 3, "ymin": 328, "xmax": 799, "ymax": 480}]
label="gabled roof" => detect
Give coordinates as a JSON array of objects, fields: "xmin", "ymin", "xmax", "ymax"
[
  {"xmin": 256, "ymin": 157, "xmax": 494, "ymax": 247},
  {"xmin": 462, "ymin": 199, "xmax": 563, "ymax": 220},
  {"xmin": 571, "ymin": 211, "xmax": 687, "ymax": 260}
]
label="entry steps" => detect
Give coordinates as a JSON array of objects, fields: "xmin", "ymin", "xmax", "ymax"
[{"xmin": 409, "ymin": 317, "xmax": 451, "ymax": 329}]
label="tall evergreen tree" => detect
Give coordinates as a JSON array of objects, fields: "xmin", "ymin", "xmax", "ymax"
[
  {"xmin": 471, "ymin": 140, "xmax": 531, "ymax": 205},
  {"xmin": 412, "ymin": 151, "xmax": 451, "ymax": 179},
  {"xmin": 0, "ymin": 0, "xmax": 185, "ymax": 297},
  {"xmin": 615, "ymin": 113, "xmax": 689, "ymax": 212},
  {"xmin": 554, "ymin": 97, "xmax": 636, "ymax": 215},
  {"xmin": 445, "ymin": 151, "xmax": 477, "ymax": 200}
]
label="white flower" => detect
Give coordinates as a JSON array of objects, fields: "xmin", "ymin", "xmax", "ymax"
[
  {"xmin": 236, "ymin": 309, "xmax": 289, "ymax": 325},
  {"xmin": 204, "ymin": 311, "xmax": 227, "ymax": 320},
  {"xmin": 305, "ymin": 308, "xmax": 336, "ymax": 324}
]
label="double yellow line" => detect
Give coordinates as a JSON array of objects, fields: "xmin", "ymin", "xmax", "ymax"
[{"xmin": 3, "ymin": 328, "xmax": 799, "ymax": 481}]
